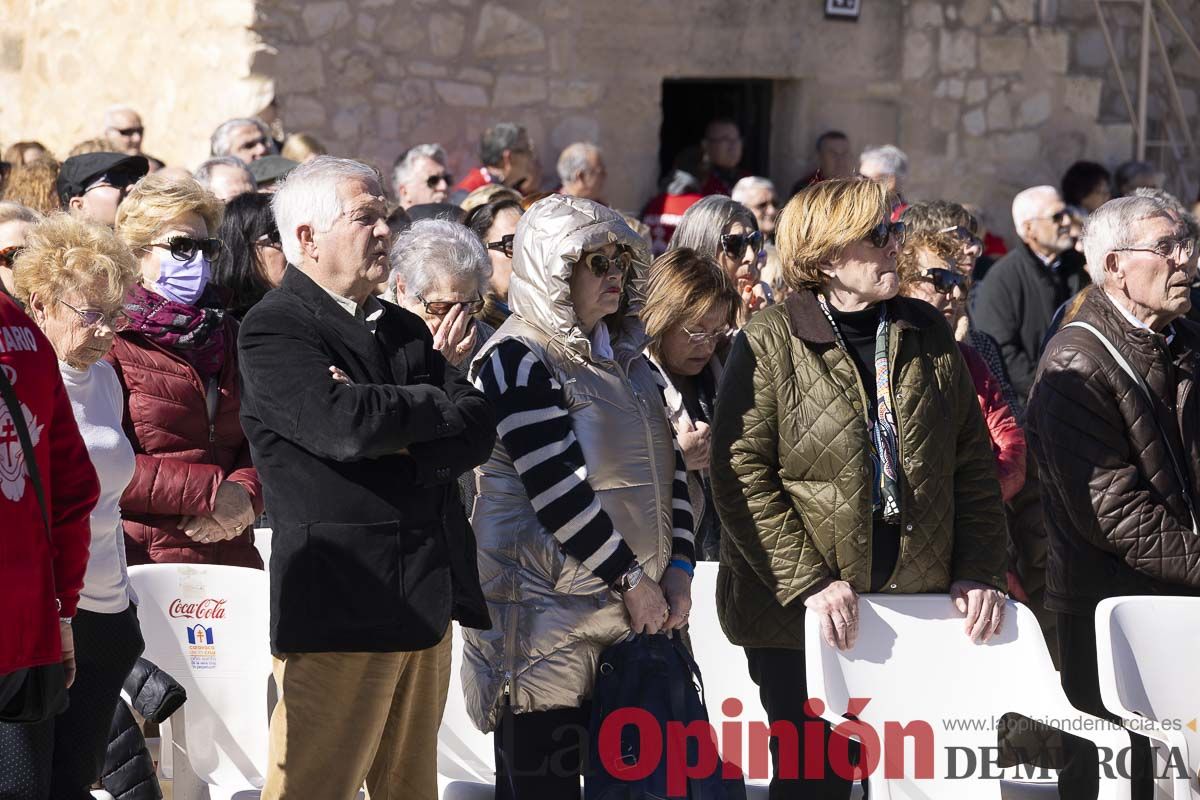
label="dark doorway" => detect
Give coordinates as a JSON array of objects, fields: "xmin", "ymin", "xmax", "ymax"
[{"xmin": 658, "ymin": 79, "xmax": 773, "ymax": 185}]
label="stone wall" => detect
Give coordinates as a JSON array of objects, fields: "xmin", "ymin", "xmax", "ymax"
[{"xmin": 2, "ymin": 0, "xmax": 1197, "ymax": 240}]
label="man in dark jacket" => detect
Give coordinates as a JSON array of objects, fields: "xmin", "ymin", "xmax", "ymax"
[
  {"xmin": 973, "ymin": 185, "xmax": 1088, "ymax": 399},
  {"xmin": 1028, "ymin": 195, "xmax": 1200, "ymax": 800},
  {"xmin": 238, "ymin": 156, "xmax": 494, "ymax": 800}
]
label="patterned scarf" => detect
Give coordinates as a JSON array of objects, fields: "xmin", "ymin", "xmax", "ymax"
[
  {"xmin": 818, "ymin": 294, "xmax": 903, "ymax": 522},
  {"xmin": 124, "ymin": 282, "xmax": 227, "ymax": 382}
]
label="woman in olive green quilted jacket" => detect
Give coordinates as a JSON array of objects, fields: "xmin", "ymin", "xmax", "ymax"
[{"xmin": 709, "ymin": 177, "xmax": 1008, "ymax": 799}]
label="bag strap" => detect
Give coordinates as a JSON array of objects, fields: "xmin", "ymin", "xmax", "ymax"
[
  {"xmin": 0, "ymin": 366, "xmax": 50, "ymax": 542},
  {"xmin": 1064, "ymin": 321, "xmax": 1200, "ymax": 535}
]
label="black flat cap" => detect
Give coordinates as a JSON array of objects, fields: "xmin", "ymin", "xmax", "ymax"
[{"xmin": 56, "ymin": 152, "xmax": 149, "ymax": 204}]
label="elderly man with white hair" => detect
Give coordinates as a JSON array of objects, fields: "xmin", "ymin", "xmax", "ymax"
[
  {"xmin": 392, "ymin": 143, "xmax": 452, "ymax": 209},
  {"xmin": 556, "ymin": 141, "xmax": 607, "ymax": 203},
  {"xmin": 238, "ymin": 156, "xmax": 494, "ymax": 800},
  {"xmin": 1028, "ymin": 195, "xmax": 1200, "ymax": 800},
  {"xmin": 210, "ymin": 117, "xmax": 276, "ymax": 164},
  {"xmin": 193, "ymin": 156, "xmax": 257, "ymax": 202},
  {"xmin": 973, "ymin": 185, "xmax": 1088, "ymax": 398}
]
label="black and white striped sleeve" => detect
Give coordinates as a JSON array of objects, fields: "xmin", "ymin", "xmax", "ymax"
[
  {"xmin": 668, "ymin": 435, "xmax": 696, "ymax": 564},
  {"xmin": 475, "ymin": 339, "xmax": 637, "ymax": 586}
]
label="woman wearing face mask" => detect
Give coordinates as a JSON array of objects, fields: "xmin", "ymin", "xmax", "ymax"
[
  {"xmin": 670, "ymin": 194, "xmax": 772, "ymax": 324},
  {"xmin": 110, "ymin": 173, "xmax": 263, "ymax": 567}
]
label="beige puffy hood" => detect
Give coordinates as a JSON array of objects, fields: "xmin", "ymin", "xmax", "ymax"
[{"xmin": 509, "ymin": 194, "xmax": 652, "ymax": 358}]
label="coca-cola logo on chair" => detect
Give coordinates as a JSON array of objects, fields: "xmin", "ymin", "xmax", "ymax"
[{"xmin": 168, "ymin": 598, "xmax": 227, "ymax": 619}]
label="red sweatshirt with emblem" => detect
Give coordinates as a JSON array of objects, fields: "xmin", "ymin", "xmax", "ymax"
[{"xmin": 0, "ymin": 294, "xmax": 98, "ymax": 675}]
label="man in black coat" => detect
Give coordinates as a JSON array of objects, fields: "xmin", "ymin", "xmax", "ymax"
[
  {"xmin": 972, "ymin": 185, "xmax": 1088, "ymax": 399},
  {"xmin": 238, "ymin": 156, "xmax": 494, "ymax": 800}
]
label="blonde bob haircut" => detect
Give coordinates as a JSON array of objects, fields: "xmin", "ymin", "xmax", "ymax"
[
  {"xmin": 777, "ymin": 177, "xmax": 892, "ymax": 292},
  {"xmin": 643, "ymin": 247, "xmax": 741, "ymax": 360},
  {"xmin": 12, "ymin": 213, "xmax": 139, "ymax": 308},
  {"xmin": 115, "ymin": 172, "xmax": 223, "ymax": 254}
]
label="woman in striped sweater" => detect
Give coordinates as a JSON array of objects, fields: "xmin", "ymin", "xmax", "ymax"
[{"xmin": 463, "ymin": 194, "xmax": 696, "ymax": 799}]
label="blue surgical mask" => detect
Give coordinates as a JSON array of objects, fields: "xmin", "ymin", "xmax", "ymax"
[{"xmin": 155, "ymin": 251, "xmax": 211, "ymax": 306}]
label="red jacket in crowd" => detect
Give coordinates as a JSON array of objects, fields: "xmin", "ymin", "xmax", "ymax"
[
  {"xmin": 0, "ymin": 294, "xmax": 99, "ymax": 675},
  {"xmin": 106, "ymin": 319, "xmax": 263, "ymax": 568},
  {"xmin": 959, "ymin": 342, "xmax": 1026, "ymax": 502},
  {"xmin": 641, "ymin": 191, "xmax": 705, "ymax": 256},
  {"xmin": 453, "ymin": 166, "xmax": 499, "ymax": 197}
]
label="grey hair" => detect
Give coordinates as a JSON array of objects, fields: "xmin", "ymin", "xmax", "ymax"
[
  {"xmin": 0, "ymin": 201, "xmax": 42, "ymax": 226},
  {"xmin": 1133, "ymin": 187, "xmax": 1200, "ymax": 241},
  {"xmin": 731, "ymin": 176, "xmax": 775, "ymax": 204},
  {"xmin": 272, "ymin": 156, "xmax": 383, "ymax": 265},
  {"xmin": 210, "ymin": 117, "xmax": 275, "ymax": 158},
  {"xmin": 192, "ymin": 157, "xmax": 257, "ymax": 192},
  {"xmin": 1011, "ymin": 185, "xmax": 1060, "ymax": 232},
  {"xmin": 1115, "ymin": 160, "xmax": 1162, "ymax": 195},
  {"xmin": 392, "ymin": 143, "xmax": 448, "ymax": 192},
  {"xmin": 859, "ymin": 144, "xmax": 909, "ymax": 179},
  {"xmin": 556, "ymin": 142, "xmax": 600, "ymax": 186},
  {"xmin": 389, "ymin": 219, "xmax": 491, "ymax": 299},
  {"xmin": 1081, "ymin": 195, "xmax": 1172, "ymax": 287},
  {"xmin": 668, "ymin": 194, "xmax": 757, "ymax": 260},
  {"xmin": 480, "ymin": 122, "xmax": 525, "ymax": 167}
]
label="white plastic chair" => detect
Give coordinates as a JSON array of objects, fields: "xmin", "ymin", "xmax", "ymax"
[
  {"xmin": 1096, "ymin": 596, "xmax": 1200, "ymax": 799},
  {"xmin": 437, "ymin": 622, "xmax": 499, "ymax": 799},
  {"xmin": 251, "ymin": 528, "xmax": 272, "ymax": 570},
  {"xmin": 804, "ymin": 594, "xmax": 1132, "ymax": 799},
  {"xmin": 129, "ymin": 563, "xmax": 273, "ymax": 800}
]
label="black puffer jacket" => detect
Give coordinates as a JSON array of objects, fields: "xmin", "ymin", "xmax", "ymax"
[{"xmin": 100, "ymin": 658, "xmax": 187, "ymax": 800}]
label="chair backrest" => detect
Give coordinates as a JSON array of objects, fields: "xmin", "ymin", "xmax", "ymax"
[
  {"xmin": 804, "ymin": 594, "xmax": 1131, "ymax": 799},
  {"xmin": 1096, "ymin": 596, "xmax": 1200, "ymax": 791},
  {"xmin": 129, "ymin": 564, "xmax": 273, "ymax": 789}
]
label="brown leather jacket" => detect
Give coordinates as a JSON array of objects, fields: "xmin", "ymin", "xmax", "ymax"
[{"xmin": 1027, "ymin": 287, "xmax": 1200, "ymax": 616}]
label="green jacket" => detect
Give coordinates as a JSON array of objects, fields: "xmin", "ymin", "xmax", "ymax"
[{"xmin": 710, "ymin": 291, "xmax": 1007, "ymax": 649}]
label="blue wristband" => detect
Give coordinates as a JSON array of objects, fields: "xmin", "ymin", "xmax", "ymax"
[{"xmin": 669, "ymin": 557, "xmax": 695, "ymax": 578}]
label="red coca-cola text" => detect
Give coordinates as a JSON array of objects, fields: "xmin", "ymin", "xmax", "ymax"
[{"xmin": 168, "ymin": 598, "xmax": 227, "ymax": 619}]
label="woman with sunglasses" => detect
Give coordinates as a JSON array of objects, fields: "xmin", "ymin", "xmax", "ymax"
[
  {"xmin": 3, "ymin": 214, "xmax": 146, "ymax": 798},
  {"xmin": 642, "ymin": 247, "xmax": 741, "ymax": 561},
  {"xmin": 670, "ymin": 194, "xmax": 772, "ymax": 324},
  {"xmin": 464, "ymin": 195, "xmax": 696, "ymax": 799},
  {"xmin": 211, "ymin": 192, "xmax": 286, "ymax": 319},
  {"xmin": 464, "ymin": 196, "xmax": 523, "ymax": 329},
  {"xmin": 110, "ymin": 173, "xmax": 263, "ymax": 567},
  {"xmin": 710, "ymin": 178, "xmax": 1008, "ymax": 799}
]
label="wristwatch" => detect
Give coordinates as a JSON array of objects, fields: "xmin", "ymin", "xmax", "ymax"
[{"xmin": 612, "ymin": 563, "xmax": 645, "ymax": 595}]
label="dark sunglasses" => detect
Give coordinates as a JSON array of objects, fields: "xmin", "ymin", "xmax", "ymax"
[
  {"xmin": 255, "ymin": 230, "xmax": 282, "ymax": 249},
  {"xmin": 425, "ymin": 172, "xmax": 453, "ymax": 189},
  {"xmin": 416, "ymin": 294, "xmax": 485, "ymax": 317},
  {"xmin": 113, "ymin": 126, "xmax": 144, "ymax": 137},
  {"xmin": 86, "ymin": 171, "xmax": 139, "ymax": 193},
  {"xmin": 148, "ymin": 235, "xmax": 223, "ymax": 262},
  {"xmin": 582, "ymin": 248, "xmax": 634, "ymax": 278},
  {"xmin": 0, "ymin": 246, "xmax": 24, "ymax": 269},
  {"xmin": 719, "ymin": 230, "xmax": 764, "ymax": 259},
  {"xmin": 58, "ymin": 299, "xmax": 131, "ymax": 332},
  {"xmin": 865, "ymin": 220, "xmax": 906, "ymax": 249},
  {"xmin": 920, "ymin": 267, "xmax": 972, "ymax": 294},
  {"xmin": 486, "ymin": 234, "xmax": 515, "ymax": 258},
  {"xmin": 938, "ymin": 225, "xmax": 982, "ymax": 248}
]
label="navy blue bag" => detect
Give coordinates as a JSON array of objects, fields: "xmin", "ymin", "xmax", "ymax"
[{"xmin": 586, "ymin": 633, "xmax": 746, "ymax": 800}]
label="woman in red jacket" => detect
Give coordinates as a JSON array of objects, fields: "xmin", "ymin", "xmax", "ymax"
[{"xmin": 110, "ymin": 173, "xmax": 263, "ymax": 567}]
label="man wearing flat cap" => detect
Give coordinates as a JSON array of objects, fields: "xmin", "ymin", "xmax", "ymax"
[{"xmin": 56, "ymin": 152, "xmax": 148, "ymax": 228}]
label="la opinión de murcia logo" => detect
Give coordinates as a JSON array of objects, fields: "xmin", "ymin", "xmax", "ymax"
[{"xmin": 169, "ymin": 598, "xmax": 228, "ymax": 619}]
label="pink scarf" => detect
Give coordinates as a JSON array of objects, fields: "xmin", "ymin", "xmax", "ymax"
[{"xmin": 124, "ymin": 283, "xmax": 226, "ymax": 381}]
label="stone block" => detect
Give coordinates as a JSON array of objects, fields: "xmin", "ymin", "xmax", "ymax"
[
  {"xmin": 992, "ymin": 132, "xmax": 1041, "ymax": 161},
  {"xmin": 1018, "ymin": 90, "xmax": 1052, "ymax": 127},
  {"xmin": 332, "ymin": 106, "xmax": 363, "ymax": 141},
  {"xmin": 980, "ymin": 35, "xmax": 1027, "ymax": 73},
  {"xmin": 961, "ymin": 0, "xmax": 990, "ymax": 26},
  {"xmin": 549, "ymin": 79, "xmax": 604, "ymax": 109},
  {"xmin": 947, "ymin": 78, "xmax": 965, "ymax": 100},
  {"xmin": 963, "ymin": 108, "xmax": 987, "ymax": 137},
  {"xmin": 430, "ymin": 13, "xmax": 465, "ymax": 58},
  {"xmin": 966, "ymin": 78, "xmax": 988, "ymax": 104},
  {"xmin": 1062, "ymin": 76, "xmax": 1103, "ymax": 119},
  {"xmin": 474, "ymin": 3, "xmax": 546, "ymax": 58},
  {"xmin": 903, "ymin": 31, "xmax": 934, "ymax": 80},
  {"xmin": 987, "ymin": 91, "xmax": 1013, "ymax": 131},
  {"xmin": 285, "ymin": 94, "xmax": 327, "ymax": 129},
  {"xmin": 1029, "ymin": 30, "xmax": 1069, "ymax": 74},
  {"xmin": 274, "ymin": 45, "xmax": 326, "ymax": 94},
  {"xmin": 1072, "ymin": 28, "xmax": 1109, "ymax": 70},
  {"xmin": 0, "ymin": 35, "xmax": 23, "ymax": 72},
  {"xmin": 493, "ymin": 74, "xmax": 547, "ymax": 106},
  {"xmin": 411, "ymin": 61, "xmax": 450, "ymax": 78},
  {"xmin": 551, "ymin": 115, "xmax": 600, "ymax": 151},
  {"xmin": 435, "ymin": 80, "xmax": 489, "ymax": 107},
  {"xmin": 457, "ymin": 68, "xmax": 494, "ymax": 85},
  {"xmin": 396, "ymin": 78, "xmax": 434, "ymax": 107},
  {"xmin": 939, "ymin": 29, "xmax": 977, "ymax": 73},
  {"xmin": 997, "ymin": 0, "xmax": 1036, "ymax": 22},
  {"xmin": 301, "ymin": 1, "xmax": 351, "ymax": 38},
  {"xmin": 932, "ymin": 100, "xmax": 960, "ymax": 132},
  {"xmin": 909, "ymin": 1, "xmax": 943, "ymax": 28}
]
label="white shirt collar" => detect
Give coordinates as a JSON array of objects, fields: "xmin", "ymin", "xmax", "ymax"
[
  {"xmin": 320, "ymin": 286, "xmax": 385, "ymax": 332},
  {"xmin": 1105, "ymin": 291, "xmax": 1175, "ymax": 343}
]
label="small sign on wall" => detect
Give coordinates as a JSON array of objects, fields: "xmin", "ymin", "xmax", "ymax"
[{"xmin": 825, "ymin": 0, "xmax": 861, "ymax": 19}]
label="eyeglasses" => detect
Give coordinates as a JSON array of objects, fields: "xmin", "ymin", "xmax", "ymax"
[
  {"xmin": 680, "ymin": 326, "xmax": 731, "ymax": 346},
  {"xmin": 1113, "ymin": 237, "xmax": 1198, "ymax": 262},
  {"xmin": 1032, "ymin": 210, "xmax": 1072, "ymax": 225},
  {"xmin": 58, "ymin": 299, "xmax": 131, "ymax": 331},
  {"xmin": 719, "ymin": 231, "xmax": 764, "ymax": 259},
  {"xmin": 148, "ymin": 236, "xmax": 224, "ymax": 262},
  {"xmin": 112, "ymin": 126, "xmax": 143, "ymax": 138},
  {"xmin": 865, "ymin": 220, "xmax": 906, "ymax": 249},
  {"xmin": 581, "ymin": 248, "xmax": 634, "ymax": 278},
  {"xmin": 239, "ymin": 137, "xmax": 269, "ymax": 151},
  {"xmin": 425, "ymin": 172, "xmax": 453, "ymax": 189},
  {"xmin": 918, "ymin": 268, "xmax": 972, "ymax": 294},
  {"xmin": 255, "ymin": 230, "xmax": 282, "ymax": 250},
  {"xmin": 0, "ymin": 246, "xmax": 24, "ymax": 269},
  {"xmin": 415, "ymin": 294, "xmax": 485, "ymax": 317},
  {"xmin": 938, "ymin": 225, "xmax": 982, "ymax": 249},
  {"xmin": 486, "ymin": 234, "xmax": 515, "ymax": 258}
]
